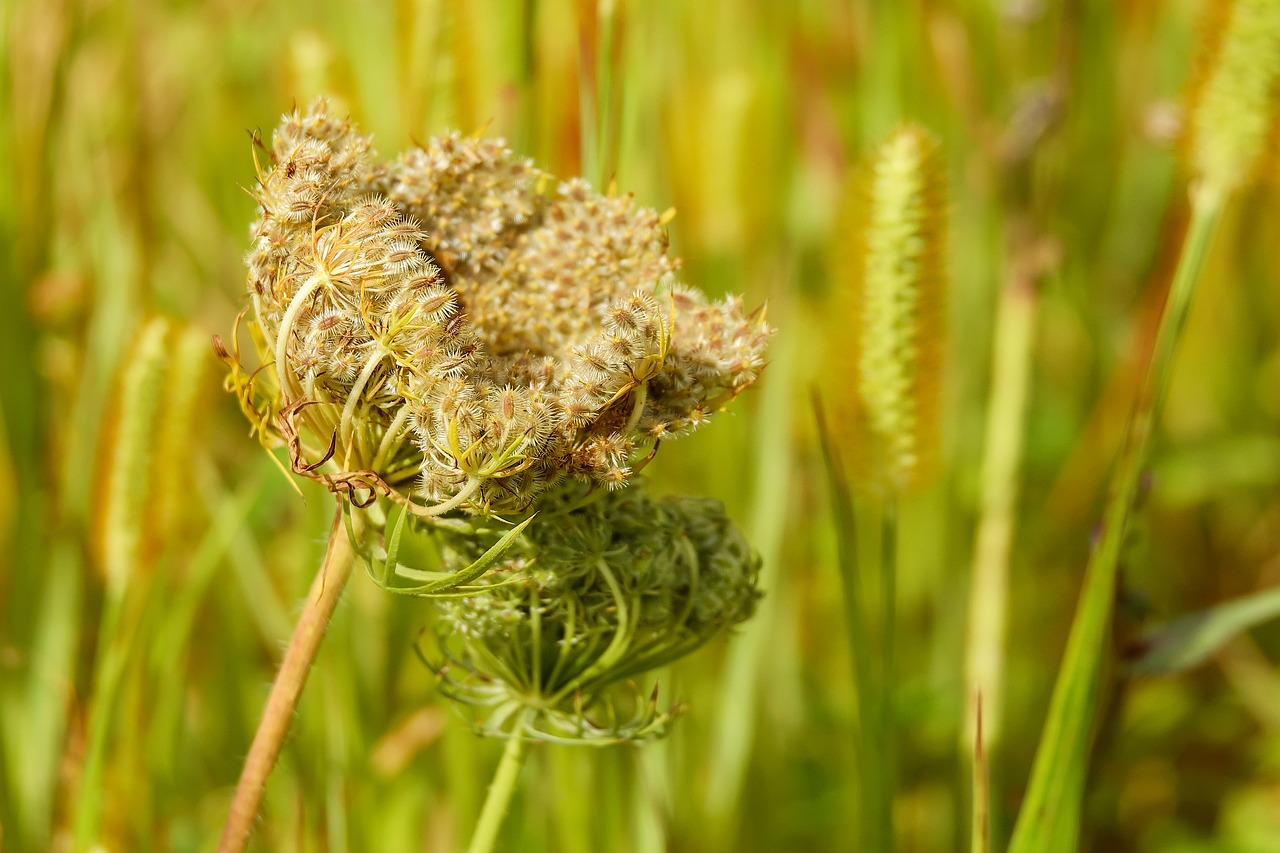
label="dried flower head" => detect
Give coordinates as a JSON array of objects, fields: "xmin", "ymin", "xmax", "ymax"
[
  {"xmin": 226, "ymin": 100, "xmax": 772, "ymax": 516},
  {"xmin": 431, "ymin": 488, "xmax": 761, "ymax": 743}
]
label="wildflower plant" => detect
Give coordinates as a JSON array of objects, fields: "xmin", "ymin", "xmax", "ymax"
[{"xmin": 215, "ymin": 100, "xmax": 771, "ymax": 852}]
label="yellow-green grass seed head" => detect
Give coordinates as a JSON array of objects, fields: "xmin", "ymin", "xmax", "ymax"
[
  {"xmin": 1185, "ymin": 0, "xmax": 1280, "ymax": 198},
  {"xmin": 848, "ymin": 124, "xmax": 946, "ymax": 492}
]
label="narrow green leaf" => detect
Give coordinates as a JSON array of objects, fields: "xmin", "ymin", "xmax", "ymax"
[
  {"xmin": 1009, "ymin": 179, "xmax": 1225, "ymax": 853},
  {"xmin": 814, "ymin": 392, "xmax": 890, "ymax": 853},
  {"xmin": 383, "ymin": 501, "xmax": 411, "ymax": 586},
  {"xmin": 374, "ymin": 516, "xmax": 534, "ymax": 597},
  {"xmin": 1132, "ymin": 586, "xmax": 1280, "ymax": 677}
]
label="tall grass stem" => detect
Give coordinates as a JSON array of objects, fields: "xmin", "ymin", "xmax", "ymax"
[{"xmin": 879, "ymin": 498, "xmax": 898, "ymax": 849}]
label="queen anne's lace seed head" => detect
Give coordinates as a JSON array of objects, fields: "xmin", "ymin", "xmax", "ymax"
[
  {"xmin": 434, "ymin": 488, "xmax": 761, "ymax": 742},
  {"xmin": 234, "ymin": 99, "xmax": 772, "ymax": 515}
]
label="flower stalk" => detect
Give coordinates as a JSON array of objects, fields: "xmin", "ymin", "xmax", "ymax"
[
  {"xmin": 217, "ymin": 503, "xmax": 355, "ymax": 853},
  {"xmin": 466, "ymin": 734, "xmax": 531, "ymax": 853}
]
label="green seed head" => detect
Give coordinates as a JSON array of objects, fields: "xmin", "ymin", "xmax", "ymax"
[
  {"xmin": 1186, "ymin": 0, "xmax": 1280, "ymax": 198},
  {"xmin": 849, "ymin": 125, "xmax": 946, "ymax": 491},
  {"xmin": 432, "ymin": 488, "xmax": 761, "ymax": 743}
]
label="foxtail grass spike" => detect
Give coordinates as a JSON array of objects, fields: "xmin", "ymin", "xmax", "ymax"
[
  {"xmin": 99, "ymin": 317, "xmax": 171, "ymax": 594},
  {"xmin": 851, "ymin": 124, "xmax": 946, "ymax": 491},
  {"xmin": 1185, "ymin": 0, "xmax": 1280, "ymax": 199}
]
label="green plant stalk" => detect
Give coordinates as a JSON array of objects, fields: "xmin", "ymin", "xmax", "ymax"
[
  {"xmin": 963, "ymin": 274, "xmax": 1037, "ymax": 848},
  {"xmin": 467, "ymin": 735, "xmax": 531, "ymax": 853},
  {"xmin": 70, "ymin": 587, "xmax": 129, "ymax": 851},
  {"xmin": 814, "ymin": 398, "xmax": 890, "ymax": 853},
  {"xmin": 878, "ymin": 497, "xmax": 898, "ymax": 850},
  {"xmin": 218, "ymin": 503, "xmax": 356, "ymax": 853},
  {"xmin": 9, "ymin": 543, "xmax": 80, "ymax": 851},
  {"xmin": 1008, "ymin": 186, "xmax": 1223, "ymax": 853}
]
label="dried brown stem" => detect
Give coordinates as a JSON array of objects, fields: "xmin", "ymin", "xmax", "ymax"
[{"xmin": 217, "ymin": 503, "xmax": 354, "ymax": 853}]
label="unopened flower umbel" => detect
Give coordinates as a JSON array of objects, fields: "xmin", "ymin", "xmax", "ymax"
[
  {"xmin": 435, "ymin": 488, "xmax": 761, "ymax": 743},
  {"xmin": 226, "ymin": 100, "xmax": 772, "ymax": 516}
]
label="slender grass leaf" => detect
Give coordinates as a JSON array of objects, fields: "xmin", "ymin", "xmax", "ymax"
[{"xmin": 1131, "ymin": 586, "xmax": 1280, "ymax": 677}]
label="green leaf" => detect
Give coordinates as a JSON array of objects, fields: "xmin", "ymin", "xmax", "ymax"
[
  {"xmin": 1008, "ymin": 193, "xmax": 1226, "ymax": 853},
  {"xmin": 1131, "ymin": 586, "xmax": 1280, "ymax": 678},
  {"xmin": 813, "ymin": 393, "xmax": 891, "ymax": 853},
  {"xmin": 373, "ymin": 514, "xmax": 534, "ymax": 597}
]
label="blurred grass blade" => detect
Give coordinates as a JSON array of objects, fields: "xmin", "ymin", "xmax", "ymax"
[
  {"xmin": 4, "ymin": 543, "xmax": 81, "ymax": 851},
  {"xmin": 704, "ymin": 328, "xmax": 794, "ymax": 840},
  {"xmin": 1131, "ymin": 587, "xmax": 1280, "ymax": 677},
  {"xmin": 814, "ymin": 391, "xmax": 891, "ymax": 853},
  {"xmin": 1008, "ymin": 189, "xmax": 1224, "ymax": 853}
]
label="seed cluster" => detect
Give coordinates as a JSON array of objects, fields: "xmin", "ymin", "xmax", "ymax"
[
  {"xmin": 849, "ymin": 125, "xmax": 945, "ymax": 490},
  {"xmin": 1185, "ymin": 0, "xmax": 1280, "ymax": 197},
  {"xmin": 434, "ymin": 488, "xmax": 761, "ymax": 742},
  {"xmin": 244, "ymin": 101, "xmax": 771, "ymax": 514}
]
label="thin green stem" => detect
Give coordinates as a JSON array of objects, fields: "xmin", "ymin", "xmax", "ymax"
[
  {"xmin": 340, "ymin": 347, "xmax": 386, "ymax": 454},
  {"xmin": 1008, "ymin": 187, "xmax": 1223, "ymax": 851},
  {"xmin": 273, "ymin": 275, "xmax": 323, "ymax": 400},
  {"xmin": 70, "ymin": 591, "xmax": 127, "ymax": 851},
  {"xmin": 372, "ymin": 403, "xmax": 412, "ymax": 472},
  {"xmin": 217, "ymin": 503, "xmax": 356, "ymax": 853},
  {"xmin": 467, "ymin": 734, "xmax": 531, "ymax": 853},
  {"xmin": 405, "ymin": 476, "xmax": 483, "ymax": 518},
  {"xmin": 552, "ymin": 560, "xmax": 631, "ymax": 700},
  {"xmin": 623, "ymin": 381, "xmax": 648, "ymax": 435},
  {"xmin": 878, "ymin": 497, "xmax": 898, "ymax": 852}
]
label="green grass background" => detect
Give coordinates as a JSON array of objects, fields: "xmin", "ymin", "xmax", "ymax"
[{"xmin": 3, "ymin": 0, "xmax": 1280, "ymax": 851}]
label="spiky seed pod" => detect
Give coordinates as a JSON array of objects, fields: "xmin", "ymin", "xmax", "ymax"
[
  {"xmin": 230, "ymin": 100, "xmax": 772, "ymax": 515},
  {"xmin": 432, "ymin": 488, "xmax": 761, "ymax": 743},
  {"xmin": 847, "ymin": 125, "xmax": 946, "ymax": 491},
  {"xmin": 1185, "ymin": 0, "xmax": 1280, "ymax": 198}
]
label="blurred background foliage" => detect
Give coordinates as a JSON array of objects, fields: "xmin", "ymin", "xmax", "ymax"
[{"xmin": 2, "ymin": 0, "xmax": 1280, "ymax": 851}]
